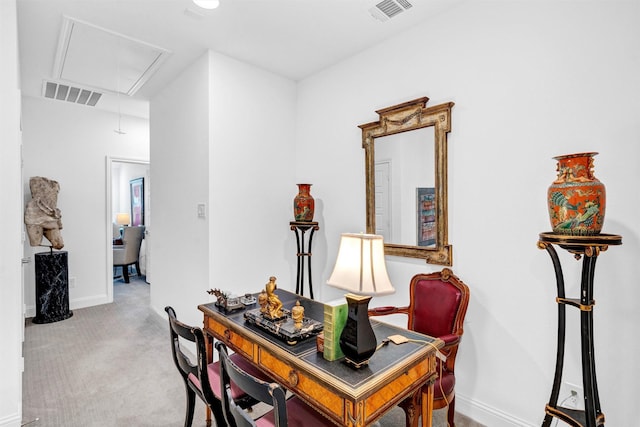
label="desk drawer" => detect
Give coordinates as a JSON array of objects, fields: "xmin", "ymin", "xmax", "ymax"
[
  {"xmin": 364, "ymin": 356, "xmax": 436, "ymax": 422},
  {"xmin": 205, "ymin": 316, "xmax": 255, "ymax": 360},
  {"xmin": 259, "ymin": 348, "xmax": 345, "ymax": 423}
]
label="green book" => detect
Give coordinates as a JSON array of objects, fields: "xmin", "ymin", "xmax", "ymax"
[{"xmin": 323, "ymin": 298, "xmax": 348, "ymax": 361}]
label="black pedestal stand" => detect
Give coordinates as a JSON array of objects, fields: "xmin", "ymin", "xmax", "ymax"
[
  {"xmin": 33, "ymin": 249, "xmax": 73, "ymax": 324},
  {"xmin": 290, "ymin": 221, "xmax": 319, "ymax": 299},
  {"xmin": 538, "ymin": 232, "xmax": 621, "ymax": 427}
]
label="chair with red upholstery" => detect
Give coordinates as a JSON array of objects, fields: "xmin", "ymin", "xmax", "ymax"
[
  {"xmin": 369, "ymin": 268, "xmax": 470, "ymax": 427},
  {"xmin": 165, "ymin": 306, "xmax": 267, "ymax": 427},
  {"xmin": 216, "ymin": 341, "xmax": 329, "ymax": 427}
]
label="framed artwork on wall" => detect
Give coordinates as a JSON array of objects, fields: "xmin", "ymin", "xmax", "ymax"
[
  {"xmin": 417, "ymin": 187, "xmax": 435, "ymax": 247},
  {"xmin": 130, "ymin": 177, "xmax": 144, "ymax": 226}
]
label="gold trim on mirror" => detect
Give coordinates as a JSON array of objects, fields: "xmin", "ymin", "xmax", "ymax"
[{"xmin": 359, "ymin": 97, "xmax": 454, "ymax": 265}]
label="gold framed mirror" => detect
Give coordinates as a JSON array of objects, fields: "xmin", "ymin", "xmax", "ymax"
[{"xmin": 359, "ymin": 97, "xmax": 454, "ymax": 265}]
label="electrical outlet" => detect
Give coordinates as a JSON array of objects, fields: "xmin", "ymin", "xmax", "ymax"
[
  {"xmin": 70, "ymin": 276, "xmax": 76, "ymax": 289},
  {"xmin": 560, "ymin": 382, "xmax": 583, "ymax": 409},
  {"xmin": 567, "ymin": 389, "xmax": 578, "ymax": 408}
]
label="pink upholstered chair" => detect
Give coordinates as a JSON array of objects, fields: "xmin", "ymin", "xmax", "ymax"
[
  {"xmin": 369, "ymin": 268, "xmax": 470, "ymax": 427},
  {"xmin": 216, "ymin": 342, "xmax": 329, "ymax": 427},
  {"xmin": 165, "ymin": 306, "xmax": 267, "ymax": 427}
]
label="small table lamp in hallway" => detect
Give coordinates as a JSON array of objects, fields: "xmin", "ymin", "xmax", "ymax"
[{"xmin": 115, "ymin": 213, "xmax": 130, "ymax": 242}]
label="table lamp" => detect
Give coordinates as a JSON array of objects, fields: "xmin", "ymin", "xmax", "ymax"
[
  {"xmin": 116, "ymin": 213, "xmax": 130, "ymax": 226},
  {"xmin": 327, "ymin": 233, "xmax": 395, "ymax": 368}
]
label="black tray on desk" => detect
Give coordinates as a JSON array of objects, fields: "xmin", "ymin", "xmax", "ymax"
[{"xmin": 244, "ymin": 308, "xmax": 323, "ymax": 345}]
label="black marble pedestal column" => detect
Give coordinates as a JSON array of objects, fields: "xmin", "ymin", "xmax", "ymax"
[{"xmin": 33, "ymin": 251, "xmax": 73, "ymax": 324}]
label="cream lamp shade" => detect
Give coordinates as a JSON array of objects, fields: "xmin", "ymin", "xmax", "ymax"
[
  {"xmin": 115, "ymin": 213, "xmax": 131, "ymax": 226},
  {"xmin": 327, "ymin": 233, "xmax": 395, "ymax": 296}
]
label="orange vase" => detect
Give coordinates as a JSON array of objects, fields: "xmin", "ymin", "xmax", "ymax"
[
  {"xmin": 547, "ymin": 152, "xmax": 606, "ymax": 235},
  {"xmin": 293, "ymin": 184, "xmax": 314, "ymax": 221}
]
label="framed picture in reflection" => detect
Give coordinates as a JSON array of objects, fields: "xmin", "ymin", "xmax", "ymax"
[
  {"xmin": 417, "ymin": 187, "xmax": 435, "ymax": 247},
  {"xmin": 130, "ymin": 177, "xmax": 144, "ymax": 226}
]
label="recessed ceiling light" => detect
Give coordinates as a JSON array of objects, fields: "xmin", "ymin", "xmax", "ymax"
[{"xmin": 193, "ymin": 0, "xmax": 219, "ymax": 9}]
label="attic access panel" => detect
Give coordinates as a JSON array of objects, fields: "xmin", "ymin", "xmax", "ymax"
[{"xmin": 54, "ymin": 17, "xmax": 170, "ymax": 96}]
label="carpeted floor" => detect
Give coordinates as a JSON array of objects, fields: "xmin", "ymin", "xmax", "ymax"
[{"xmin": 22, "ymin": 276, "xmax": 483, "ymax": 427}]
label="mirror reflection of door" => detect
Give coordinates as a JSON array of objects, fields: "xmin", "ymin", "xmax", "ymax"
[
  {"xmin": 374, "ymin": 128, "xmax": 434, "ymax": 247},
  {"xmin": 374, "ymin": 160, "xmax": 392, "ymax": 241}
]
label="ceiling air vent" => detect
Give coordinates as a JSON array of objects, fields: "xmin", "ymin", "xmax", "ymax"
[
  {"xmin": 43, "ymin": 81, "xmax": 102, "ymax": 106},
  {"xmin": 369, "ymin": 0, "xmax": 413, "ymax": 22}
]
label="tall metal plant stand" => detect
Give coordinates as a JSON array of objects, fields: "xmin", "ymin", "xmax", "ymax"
[
  {"xmin": 290, "ymin": 221, "xmax": 319, "ymax": 299},
  {"xmin": 538, "ymin": 232, "xmax": 622, "ymax": 427}
]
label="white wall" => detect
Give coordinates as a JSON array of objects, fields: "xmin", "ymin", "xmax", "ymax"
[
  {"xmin": 148, "ymin": 52, "xmax": 210, "ymax": 326},
  {"xmin": 149, "ymin": 51, "xmax": 297, "ymax": 328},
  {"xmin": 21, "ymin": 97, "xmax": 149, "ymax": 315},
  {"xmin": 296, "ymin": 1, "xmax": 640, "ymax": 425},
  {"xmin": 0, "ymin": 1, "xmax": 24, "ymax": 425},
  {"xmin": 208, "ymin": 51, "xmax": 297, "ymax": 297}
]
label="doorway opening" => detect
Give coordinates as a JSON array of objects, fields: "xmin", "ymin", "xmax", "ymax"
[{"xmin": 106, "ymin": 157, "xmax": 150, "ymax": 302}]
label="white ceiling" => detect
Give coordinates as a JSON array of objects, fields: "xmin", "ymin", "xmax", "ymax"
[{"xmin": 17, "ymin": 0, "xmax": 464, "ymax": 118}]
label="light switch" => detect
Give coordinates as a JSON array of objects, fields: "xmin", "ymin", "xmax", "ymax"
[{"xmin": 197, "ymin": 203, "xmax": 206, "ymax": 218}]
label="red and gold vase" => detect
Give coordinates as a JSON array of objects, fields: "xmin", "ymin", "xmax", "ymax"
[
  {"xmin": 293, "ymin": 184, "xmax": 315, "ymax": 221},
  {"xmin": 547, "ymin": 152, "xmax": 606, "ymax": 235}
]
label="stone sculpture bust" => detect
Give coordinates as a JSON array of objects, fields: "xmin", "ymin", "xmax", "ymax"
[{"xmin": 24, "ymin": 176, "xmax": 64, "ymax": 250}]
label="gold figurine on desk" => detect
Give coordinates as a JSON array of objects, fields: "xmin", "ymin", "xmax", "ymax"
[
  {"xmin": 243, "ymin": 275, "xmax": 323, "ymax": 345},
  {"xmin": 264, "ymin": 276, "xmax": 284, "ymax": 319},
  {"xmin": 258, "ymin": 290, "xmax": 268, "ymax": 314},
  {"xmin": 291, "ymin": 300, "xmax": 304, "ymax": 329}
]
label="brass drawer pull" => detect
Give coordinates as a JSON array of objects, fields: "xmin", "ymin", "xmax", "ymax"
[
  {"xmin": 224, "ymin": 329, "xmax": 232, "ymax": 341},
  {"xmin": 288, "ymin": 369, "xmax": 299, "ymax": 387}
]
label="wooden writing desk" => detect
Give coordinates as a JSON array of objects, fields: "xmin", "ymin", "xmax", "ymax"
[{"xmin": 198, "ymin": 289, "xmax": 442, "ymax": 427}]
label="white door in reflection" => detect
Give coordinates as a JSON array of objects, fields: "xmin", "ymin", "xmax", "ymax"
[{"xmin": 375, "ymin": 160, "xmax": 392, "ymax": 242}]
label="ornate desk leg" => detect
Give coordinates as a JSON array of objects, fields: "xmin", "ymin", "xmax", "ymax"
[
  {"xmin": 399, "ymin": 373, "xmax": 436, "ymax": 427},
  {"xmin": 345, "ymin": 401, "xmax": 364, "ymax": 427},
  {"xmin": 421, "ymin": 381, "xmax": 435, "ymax": 427},
  {"xmin": 399, "ymin": 390, "xmax": 421, "ymax": 427}
]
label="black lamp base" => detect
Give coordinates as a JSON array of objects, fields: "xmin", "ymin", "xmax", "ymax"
[{"xmin": 339, "ymin": 293, "xmax": 377, "ymax": 369}]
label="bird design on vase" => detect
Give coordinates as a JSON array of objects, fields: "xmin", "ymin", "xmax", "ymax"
[{"xmin": 550, "ymin": 191, "xmax": 600, "ymax": 231}]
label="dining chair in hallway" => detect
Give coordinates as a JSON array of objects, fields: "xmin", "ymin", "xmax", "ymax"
[{"xmin": 165, "ymin": 306, "xmax": 264, "ymax": 427}]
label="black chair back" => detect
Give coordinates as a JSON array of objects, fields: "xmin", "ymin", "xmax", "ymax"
[
  {"xmin": 216, "ymin": 342, "xmax": 289, "ymax": 427},
  {"xmin": 165, "ymin": 306, "xmax": 224, "ymax": 427}
]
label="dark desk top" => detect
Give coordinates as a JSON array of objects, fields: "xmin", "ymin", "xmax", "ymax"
[{"xmin": 200, "ymin": 288, "xmax": 442, "ymax": 391}]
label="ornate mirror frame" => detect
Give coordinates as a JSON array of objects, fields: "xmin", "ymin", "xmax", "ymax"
[{"xmin": 359, "ymin": 97, "xmax": 454, "ymax": 265}]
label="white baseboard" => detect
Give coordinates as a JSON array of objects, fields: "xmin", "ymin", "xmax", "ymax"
[
  {"xmin": 457, "ymin": 394, "xmax": 537, "ymax": 427},
  {"xmin": 24, "ymin": 294, "xmax": 112, "ymax": 319},
  {"xmin": 0, "ymin": 413, "xmax": 21, "ymax": 427}
]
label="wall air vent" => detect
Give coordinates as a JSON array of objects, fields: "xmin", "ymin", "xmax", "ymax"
[
  {"xmin": 369, "ymin": 0, "xmax": 413, "ymax": 22},
  {"xmin": 43, "ymin": 81, "xmax": 102, "ymax": 106}
]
